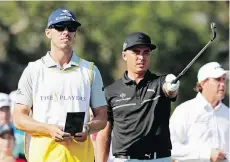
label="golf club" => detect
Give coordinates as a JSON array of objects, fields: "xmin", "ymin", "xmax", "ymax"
[{"xmin": 171, "ymin": 22, "xmax": 217, "ymax": 84}]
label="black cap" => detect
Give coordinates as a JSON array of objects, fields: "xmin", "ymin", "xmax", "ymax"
[{"xmin": 123, "ymin": 32, "xmax": 156, "ymax": 51}]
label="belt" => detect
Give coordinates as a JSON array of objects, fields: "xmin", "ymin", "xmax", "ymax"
[{"xmin": 115, "ymin": 150, "xmax": 171, "ymax": 160}]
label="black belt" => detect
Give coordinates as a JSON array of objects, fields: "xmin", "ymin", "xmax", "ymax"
[{"xmin": 115, "ymin": 150, "xmax": 171, "ymax": 160}]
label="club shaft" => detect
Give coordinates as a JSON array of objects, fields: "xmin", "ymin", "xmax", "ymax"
[{"xmin": 172, "ymin": 40, "xmax": 212, "ymax": 84}]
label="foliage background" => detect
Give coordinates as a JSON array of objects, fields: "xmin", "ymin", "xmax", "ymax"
[{"xmin": 0, "ymin": 1, "xmax": 229, "ymax": 113}]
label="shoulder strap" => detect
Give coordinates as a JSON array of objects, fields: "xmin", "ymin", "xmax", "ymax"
[
  {"xmin": 88, "ymin": 62, "xmax": 95, "ymax": 122},
  {"xmin": 89, "ymin": 62, "xmax": 94, "ymax": 87}
]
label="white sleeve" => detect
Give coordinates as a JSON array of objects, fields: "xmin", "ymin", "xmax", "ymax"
[
  {"xmin": 15, "ymin": 63, "xmax": 33, "ymax": 107},
  {"xmin": 170, "ymin": 104, "xmax": 211, "ymax": 161},
  {"xmin": 90, "ymin": 65, "xmax": 107, "ymax": 108}
]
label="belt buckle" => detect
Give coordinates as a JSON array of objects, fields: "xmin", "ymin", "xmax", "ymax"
[
  {"xmin": 145, "ymin": 153, "xmax": 152, "ymax": 159},
  {"xmin": 145, "ymin": 152, "xmax": 157, "ymax": 159}
]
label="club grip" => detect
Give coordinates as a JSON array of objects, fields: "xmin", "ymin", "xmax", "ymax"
[
  {"xmin": 210, "ymin": 22, "xmax": 216, "ymax": 41},
  {"xmin": 171, "ymin": 74, "xmax": 182, "ymax": 84}
]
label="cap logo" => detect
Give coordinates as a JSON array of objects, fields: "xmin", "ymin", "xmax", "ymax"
[
  {"xmin": 61, "ymin": 9, "xmax": 72, "ymax": 17},
  {"xmin": 214, "ymin": 65, "xmax": 222, "ymax": 69},
  {"xmin": 138, "ymin": 35, "xmax": 144, "ymax": 39},
  {"xmin": 56, "ymin": 16, "xmax": 73, "ymax": 21}
]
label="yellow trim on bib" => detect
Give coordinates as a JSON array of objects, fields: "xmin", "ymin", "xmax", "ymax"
[
  {"xmin": 88, "ymin": 62, "xmax": 94, "ymax": 120},
  {"xmin": 89, "ymin": 62, "xmax": 94, "ymax": 87},
  {"xmin": 24, "ymin": 133, "xmax": 28, "ymax": 160}
]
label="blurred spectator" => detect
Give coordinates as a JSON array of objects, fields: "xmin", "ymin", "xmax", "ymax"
[
  {"xmin": 9, "ymin": 91, "xmax": 25, "ymax": 159},
  {"xmin": 0, "ymin": 124, "xmax": 26, "ymax": 162},
  {"xmin": 0, "ymin": 93, "xmax": 11, "ymax": 125},
  {"xmin": 9, "ymin": 91, "xmax": 17, "ymax": 117}
]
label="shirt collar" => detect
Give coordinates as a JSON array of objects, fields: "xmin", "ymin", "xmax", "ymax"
[
  {"xmin": 42, "ymin": 51, "xmax": 80, "ymax": 68},
  {"xmin": 69, "ymin": 52, "xmax": 80, "ymax": 66},
  {"xmin": 121, "ymin": 70, "xmax": 155, "ymax": 85},
  {"xmin": 196, "ymin": 92, "xmax": 222, "ymax": 111},
  {"xmin": 121, "ymin": 71, "xmax": 132, "ymax": 84}
]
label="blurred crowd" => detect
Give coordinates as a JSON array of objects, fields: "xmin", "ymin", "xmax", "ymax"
[{"xmin": 0, "ymin": 92, "xmax": 26, "ymax": 162}]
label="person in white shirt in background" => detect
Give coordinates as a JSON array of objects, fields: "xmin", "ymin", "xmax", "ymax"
[{"xmin": 170, "ymin": 62, "xmax": 229, "ymax": 162}]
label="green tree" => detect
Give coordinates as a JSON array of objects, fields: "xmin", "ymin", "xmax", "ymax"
[{"xmin": 0, "ymin": 1, "xmax": 228, "ymax": 111}]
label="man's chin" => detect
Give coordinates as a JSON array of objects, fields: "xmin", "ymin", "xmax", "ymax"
[
  {"xmin": 220, "ymin": 95, "xmax": 225, "ymax": 101},
  {"xmin": 60, "ymin": 44, "xmax": 72, "ymax": 50},
  {"xmin": 217, "ymin": 94, "xmax": 225, "ymax": 101},
  {"xmin": 136, "ymin": 68, "xmax": 147, "ymax": 74}
]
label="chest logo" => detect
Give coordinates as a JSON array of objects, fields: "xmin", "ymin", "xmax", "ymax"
[
  {"xmin": 114, "ymin": 93, "xmax": 130, "ymax": 102},
  {"xmin": 40, "ymin": 92, "xmax": 86, "ymax": 102},
  {"xmin": 120, "ymin": 93, "xmax": 126, "ymax": 98}
]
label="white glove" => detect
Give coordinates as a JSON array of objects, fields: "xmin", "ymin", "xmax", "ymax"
[{"xmin": 165, "ymin": 74, "xmax": 180, "ymax": 92}]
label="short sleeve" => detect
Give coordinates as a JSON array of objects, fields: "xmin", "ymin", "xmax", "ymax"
[
  {"xmin": 90, "ymin": 65, "xmax": 107, "ymax": 108},
  {"xmin": 15, "ymin": 63, "xmax": 33, "ymax": 107},
  {"xmin": 160, "ymin": 75, "xmax": 166, "ymax": 96},
  {"xmin": 105, "ymin": 89, "xmax": 114, "ymax": 124}
]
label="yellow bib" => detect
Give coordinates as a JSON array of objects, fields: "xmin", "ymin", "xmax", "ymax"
[
  {"xmin": 24, "ymin": 60, "xmax": 95, "ymax": 162},
  {"xmin": 28, "ymin": 136, "xmax": 94, "ymax": 162}
]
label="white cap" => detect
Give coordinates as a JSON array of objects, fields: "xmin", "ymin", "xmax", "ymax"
[
  {"xmin": 198, "ymin": 62, "xmax": 227, "ymax": 83},
  {"xmin": 0, "ymin": 93, "xmax": 11, "ymax": 108}
]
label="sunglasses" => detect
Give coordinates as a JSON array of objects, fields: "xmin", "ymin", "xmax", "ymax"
[{"xmin": 49, "ymin": 24, "xmax": 78, "ymax": 32}]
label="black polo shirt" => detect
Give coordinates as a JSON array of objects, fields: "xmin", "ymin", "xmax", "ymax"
[{"xmin": 105, "ymin": 70, "xmax": 175, "ymax": 156}]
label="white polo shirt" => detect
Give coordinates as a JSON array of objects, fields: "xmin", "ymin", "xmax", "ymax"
[{"xmin": 170, "ymin": 93, "xmax": 229, "ymax": 162}]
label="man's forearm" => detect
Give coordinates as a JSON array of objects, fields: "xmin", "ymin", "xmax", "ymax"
[
  {"xmin": 14, "ymin": 113, "xmax": 50, "ymax": 136},
  {"xmin": 87, "ymin": 108, "xmax": 107, "ymax": 134},
  {"xmin": 95, "ymin": 133, "xmax": 111, "ymax": 162},
  {"xmin": 95, "ymin": 122, "xmax": 112, "ymax": 162}
]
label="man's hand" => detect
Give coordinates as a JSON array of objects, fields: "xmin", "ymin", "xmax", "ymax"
[
  {"xmin": 165, "ymin": 74, "xmax": 180, "ymax": 92},
  {"xmin": 210, "ymin": 148, "xmax": 226, "ymax": 162},
  {"xmin": 47, "ymin": 124, "xmax": 71, "ymax": 142},
  {"xmin": 74, "ymin": 127, "xmax": 88, "ymax": 142},
  {"xmin": 163, "ymin": 74, "xmax": 180, "ymax": 98}
]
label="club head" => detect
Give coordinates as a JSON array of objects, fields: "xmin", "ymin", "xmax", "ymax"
[{"xmin": 210, "ymin": 22, "xmax": 216, "ymax": 41}]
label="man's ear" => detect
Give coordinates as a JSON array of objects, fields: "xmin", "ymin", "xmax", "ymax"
[
  {"xmin": 122, "ymin": 51, "xmax": 127, "ymax": 61},
  {"xmin": 200, "ymin": 79, "xmax": 208, "ymax": 89},
  {"xmin": 45, "ymin": 29, "xmax": 51, "ymax": 39}
]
